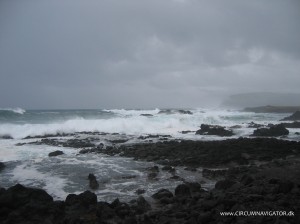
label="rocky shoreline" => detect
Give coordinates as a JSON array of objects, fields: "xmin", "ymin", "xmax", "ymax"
[{"xmin": 1, "ymin": 138, "xmax": 300, "ymax": 223}]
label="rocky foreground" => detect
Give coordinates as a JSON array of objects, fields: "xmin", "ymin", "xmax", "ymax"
[{"xmin": 1, "ymin": 138, "xmax": 300, "ymax": 224}]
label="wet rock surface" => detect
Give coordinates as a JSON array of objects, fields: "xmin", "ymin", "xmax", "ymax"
[
  {"xmin": 97, "ymin": 138, "xmax": 300, "ymax": 167},
  {"xmin": 280, "ymin": 121, "xmax": 300, "ymax": 128},
  {"xmin": 252, "ymin": 124, "xmax": 289, "ymax": 137},
  {"xmin": 48, "ymin": 150, "xmax": 64, "ymax": 157},
  {"xmin": 4, "ymin": 137, "xmax": 300, "ymax": 223},
  {"xmin": 1, "ymin": 159, "xmax": 299, "ymax": 224},
  {"xmin": 196, "ymin": 124, "xmax": 234, "ymax": 137},
  {"xmin": 281, "ymin": 111, "xmax": 300, "ymax": 121},
  {"xmin": 88, "ymin": 173, "xmax": 99, "ymax": 190}
]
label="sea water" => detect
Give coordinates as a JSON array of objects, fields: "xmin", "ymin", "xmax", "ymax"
[{"xmin": 0, "ymin": 108, "xmax": 299, "ymax": 201}]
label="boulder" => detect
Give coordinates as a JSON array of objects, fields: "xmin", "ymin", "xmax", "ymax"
[
  {"xmin": 175, "ymin": 184, "xmax": 191, "ymax": 197},
  {"xmin": 65, "ymin": 190, "xmax": 97, "ymax": 208},
  {"xmin": 195, "ymin": 124, "xmax": 234, "ymax": 137},
  {"xmin": 252, "ymin": 124, "xmax": 289, "ymax": 137},
  {"xmin": 248, "ymin": 122, "xmax": 264, "ymax": 128},
  {"xmin": 130, "ymin": 196, "xmax": 151, "ymax": 214},
  {"xmin": 0, "ymin": 184, "xmax": 53, "ymax": 209},
  {"xmin": 152, "ymin": 189, "xmax": 173, "ymax": 200},
  {"xmin": 88, "ymin": 173, "xmax": 99, "ymax": 190},
  {"xmin": 48, "ymin": 150, "xmax": 64, "ymax": 157},
  {"xmin": 162, "ymin": 165, "xmax": 175, "ymax": 173},
  {"xmin": 186, "ymin": 182, "xmax": 202, "ymax": 193},
  {"xmin": 178, "ymin": 110, "xmax": 193, "ymax": 115},
  {"xmin": 147, "ymin": 172, "xmax": 158, "ymax": 180},
  {"xmin": 280, "ymin": 111, "xmax": 300, "ymax": 121}
]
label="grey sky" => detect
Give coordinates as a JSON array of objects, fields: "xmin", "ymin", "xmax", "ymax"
[{"xmin": 0, "ymin": 0, "xmax": 299, "ymax": 109}]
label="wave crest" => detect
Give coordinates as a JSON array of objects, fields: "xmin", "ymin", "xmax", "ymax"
[{"xmin": 0, "ymin": 108, "xmax": 26, "ymax": 114}]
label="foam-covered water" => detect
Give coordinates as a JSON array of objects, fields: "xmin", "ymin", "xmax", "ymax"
[
  {"xmin": 0, "ymin": 108, "xmax": 294, "ymax": 139},
  {"xmin": 0, "ymin": 108, "xmax": 299, "ymax": 201}
]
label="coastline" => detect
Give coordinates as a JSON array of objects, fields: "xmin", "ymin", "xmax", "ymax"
[
  {"xmin": 243, "ymin": 105, "xmax": 300, "ymax": 113},
  {"xmin": 1, "ymin": 137, "xmax": 299, "ymax": 223}
]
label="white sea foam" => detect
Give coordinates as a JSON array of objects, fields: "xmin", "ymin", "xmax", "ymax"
[
  {"xmin": 0, "ymin": 109, "xmax": 284, "ymax": 139},
  {"xmin": 0, "ymin": 107, "xmax": 26, "ymax": 114},
  {"xmin": 103, "ymin": 108, "xmax": 160, "ymax": 116},
  {"xmin": 10, "ymin": 163, "xmax": 71, "ymax": 200}
]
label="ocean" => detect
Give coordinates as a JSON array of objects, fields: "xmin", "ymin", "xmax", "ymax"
[{"xmin": 0, "ymin": 108, "xmax": 299, "ymax": 202}]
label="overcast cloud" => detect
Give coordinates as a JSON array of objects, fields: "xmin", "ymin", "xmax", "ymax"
[{"xmin": 0, "ymin": 0, "xmax": 299, "ymax": 109}]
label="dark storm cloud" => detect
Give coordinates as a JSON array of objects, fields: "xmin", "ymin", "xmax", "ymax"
[{"xmin": 0, "ymin": 0, "xmax": 299, "ymax": 108}]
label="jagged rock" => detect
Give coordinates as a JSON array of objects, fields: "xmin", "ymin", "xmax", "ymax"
[
  {"xmin": 202, "ymin": 169, "xmax": 227, "ymax": 179},
  {"xmin": 252, "ymin": 124, "xmax": 289, "ymax": 137},
  {"xmin": 248, "ymin": 122, "xmax": 264, "ymax": 128},
  {"xmin": 88, "ymin": 173, "xmax": 99, "ymax": 190},
  {"xmin": 280, "ymin": 111, "xmax": 300, "ymax": 121},
  {"xmin": 0, "ymin": 184, "xmax": 53, "ymax": 209},
  {"xmin": 48, "ymin": 150, "xmax": 64, "ymax": 157},
  {"xmin": 178, "ymin": 110, "xmax": 193, "ymax": 115},
  {"xmin": 0, "ymin": 162, "xmax": 5, "ymax": 171},
  {"xmin": 152, "ymin": 189, "xmax": 173, "ymax": 200},
  {"xmin": 130, "ymin": 196, "xmax": 151, "ymax": 214},
  {"xmin": 280, "ymin": 121, "xmax": 300, "ymax": 128},
  {"xmin": 65, "ymin": 190, "xmax": 97, "ymax": 207},
  {"xmin": 196, "ymin": 124, "xmax": 234, "ymax": 137},
  {"xmin": 215, "ymin": 179, "xmax": 236, "ymax": 190},
  {"xmin": 175, "ymin": 184, "xmax": 191, "ymax": 197},
  {"xmin": 135, "ymin": 189, "xmax": 145, "ymax": 195}
]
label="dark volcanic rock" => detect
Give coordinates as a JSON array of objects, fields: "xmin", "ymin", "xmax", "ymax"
[
  {"xmin": 248, "ymin": 122, "xmax": 264, "ymax": 128},
  {"xmin": 196, "ymin": 124, "xmax": 234, "ymax": 137},
  {"xmin": 106, "ymin": 138, "xmax": 300, "ymax": 168},
  {"xmin": 202, "ymin": 168, "xmax": 227, "ymax": 179},
  {"xmin": 162, "ymin": 165, "xmax": 175, "ymax": 173},
  {"xmin": 0, "ymin": 162, "xmax": 5, "ymax": 171},
  {"xmin": 215, "ymin": 179, "xmax": 236, "ymax": 190},
  {"xmin": 281, "ymin": 121, "xmax": 300, "ymax": 128},
  {"xmin": 48, "ymin": 150, "xmax": 64, "ymax": 157},
  {"xmin": 88, "ymin": 173, "xmax": 99, "ymax": 190},
  {"xmin": 178, "ymin": 109, "xmax": 193, "ymax": 115},
  {"xmin": 252, "ymin": 124, "xmax": 289, "ymax": 137},
  {"xmin": 175, "ymin": 184, "xmax": 191, "ymax": 197},
  {"xmin": 135, "ymin": 189, "xmax": 146, "ymax": 195},
  {"xmin": 0, "ymin": 134, "xmax": 13, "ymax": 139},
  {"xmin": 140, "ymin": 114, "xmax": 153, "ymax": 117},
  {"xmin": 65, "ymin": 190, "xmax": 97, "ymax": 207},
  {"xmin": 147, "ymin": 172, "xmax": 158, "ymax": 180},
  {"xmin": 152, "ymin": 189, "xmax": 173, "ymax": 199},
  {"xmin": 130, "ymin": 196, "xmax": 151, "ymax": 214},
  {"xmin": 281, "ymin": 111, "xmax": 300, "ymax": 121},
  {"xmin": 109, "ymin": 139, "xmax": 129, "ymax": 144}
]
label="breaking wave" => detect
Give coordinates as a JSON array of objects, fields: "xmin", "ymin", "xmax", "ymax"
[{"xmin": 0, "ymin": 107, "xmax": 26, "ymax": 115}]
